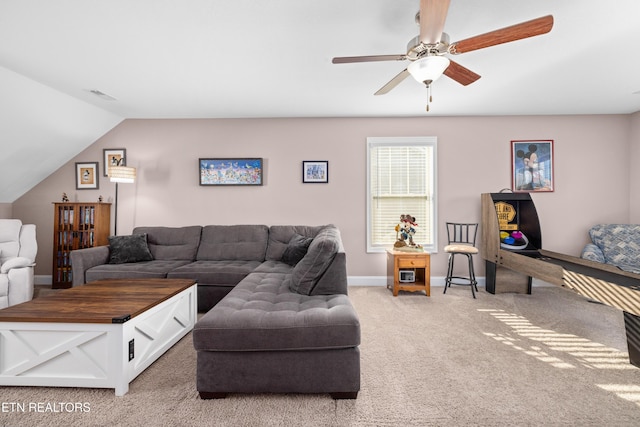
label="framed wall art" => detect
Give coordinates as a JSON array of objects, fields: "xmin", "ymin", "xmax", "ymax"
[
  {"xmin": 302, "ymin": 161, "xmax": 328, "ymax": 183},
  {"xmin": 511, "ymin": 140, "xmax": 554, "ymax": 192},
  {"xmin": 199, "ymin": 158, "xmax": 263, "ymax": 186},
  {"xmin": 75, "ymin": 162, "xmax": 99, "ymax": 190},
  {"xmin": 103, "ymin": 148, "xmax": 126, "ymax": 176}
]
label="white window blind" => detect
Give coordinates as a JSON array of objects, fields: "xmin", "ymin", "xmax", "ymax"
[{"xmin": 367, "ymin": 137, "xmax": 437, "ymax": 252}]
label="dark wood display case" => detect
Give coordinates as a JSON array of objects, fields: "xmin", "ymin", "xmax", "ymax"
[{"xmin": 52, "ymin": 202, "xmax": 111, "ymax": 289}]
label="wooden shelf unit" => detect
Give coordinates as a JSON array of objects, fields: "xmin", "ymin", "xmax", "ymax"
[{"xmin": 52, "ymin": 202, "xmax": 111, "ymax": 289}]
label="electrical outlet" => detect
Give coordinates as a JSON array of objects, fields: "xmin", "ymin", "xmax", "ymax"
[{"xmin": 129, "ymin": 339, "xmax": 134, "ymax": 361}]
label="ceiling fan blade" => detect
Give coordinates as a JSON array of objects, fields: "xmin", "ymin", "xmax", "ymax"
[
  {"xmin": 450, "ymin": 15, "xmax": 554, "ymax": 54},
  {"xmin": 332, "ymin": 54, "xmax": 406, "ymax": 64},
  {"xmin": 374, "ymin": 69, "xmax": 411, "ymax": 95},
  {"xmin": 443, "ymin": 60, "xmax": 481, "ymax": 86},
  {"xmin": 419, "ymin": 0, "xmax": 451, "ymax": 44}
]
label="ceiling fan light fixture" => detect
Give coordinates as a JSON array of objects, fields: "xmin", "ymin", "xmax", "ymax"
[{"xmin": 407, "ymin": 56, "xmax": 450, "ymax": 84}]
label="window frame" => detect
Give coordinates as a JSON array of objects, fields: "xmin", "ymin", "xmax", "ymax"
[{"xmin": 366, "ymin": 136, "xmax": 438, "ymax": 253}]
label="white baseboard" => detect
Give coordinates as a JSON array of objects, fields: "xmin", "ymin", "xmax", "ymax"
[
  {"xmin": 347, "ymin": 276, "xmax": 486, "ymax": 287},
  {"xmin": 35, "ymin": 275, "xmax": 52, "ymax": 286},
  {"xmin": 346, "ymin": 276, "xmax": 554, "ymax": 288}
]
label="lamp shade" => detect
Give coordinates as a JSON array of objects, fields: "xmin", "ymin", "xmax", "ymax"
[
  {"xmin": 109, "ymin": 166, "xmax": 136, "ymax": 183},
  {"xmin": 407, "ymin": 56, "xmax": 450, "ymax": 84}
]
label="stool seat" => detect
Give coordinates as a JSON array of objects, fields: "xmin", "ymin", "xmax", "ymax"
[
  {"xmin": 444, "ymin": 244, "xmax": 479, "ymax": 254},
  {"xmin": 444, "ymin": 222, "xmax": 479, "ymax": 298}
]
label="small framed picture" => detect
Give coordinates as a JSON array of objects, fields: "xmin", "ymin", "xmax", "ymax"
[
  {"xmin": 75, "ymin": 162, "xmax": 99, "ymax": 190},
  {"xmin": 103, "ymin": 148, "xmax": 126, "ymax": 176},
  {"xmin": 302, "ymin": 161, "xmax": 329, "ymax": 183},
  {"xmin": 511, "ymin": 140, "xmax": 554, "ymax": 192}
]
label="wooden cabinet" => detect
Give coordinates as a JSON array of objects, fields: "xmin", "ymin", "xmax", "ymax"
[
  {"xmin": 52, "ymin": 202, "xmax": 111, "ymax": 289},
  {"xmin": 386, "ymin": 250, "xmax": 431, "ymax": 297},
  {"xmin": 481, "ymin": 193, "xmax": 539, "ymax": 294}
]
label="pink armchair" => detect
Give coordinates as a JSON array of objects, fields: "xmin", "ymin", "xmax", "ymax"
[{"xmin": 0, "ymin": 219, "xmax": 37, "ymax": 308}]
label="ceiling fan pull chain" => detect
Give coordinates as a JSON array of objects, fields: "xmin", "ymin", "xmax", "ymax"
[{"xmin": 425, "ymin": 84, "xmax": 431, "ymax": 112}]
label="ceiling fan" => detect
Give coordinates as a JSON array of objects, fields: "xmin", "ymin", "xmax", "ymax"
[{"xmin": 332, "ymin": 0, "xmax": 554, "ymax": 110}]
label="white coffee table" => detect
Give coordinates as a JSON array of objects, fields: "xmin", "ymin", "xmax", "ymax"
[{"xmin": 0, "ymin": 278, "xmax": 197, "ymax": 396}]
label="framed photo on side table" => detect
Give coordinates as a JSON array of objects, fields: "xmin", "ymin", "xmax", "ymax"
[
  {"xmin": 75, "ymin": 162, "xmax": 99, "ymax": 190},
  {"xmin": 103, "ymin": 148, "xmax": 126, "ymax": 176},
  {"xmin": 511, "ymin": 140, "xmax": 554, "ymax": 192},
  {"xmin": 302, "ymin": 161, "xmax": 328, "ymax": 183}
]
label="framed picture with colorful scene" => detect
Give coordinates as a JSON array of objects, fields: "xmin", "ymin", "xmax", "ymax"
[
  {"xmin": 199, "ymin": 158, "xmax": 263, "ymax": 186},
  {"xmin": 302, "ymin": 160, "xmax": 329, "ymax": 183}
]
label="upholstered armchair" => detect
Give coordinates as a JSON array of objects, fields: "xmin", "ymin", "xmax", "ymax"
[
  {"xmin": 581, "ymin": 224, "xmax": 640, "ymax": 275},
  {"xmin": 0, "ymin": 219, "xmax": 37, "ymax": 309}
]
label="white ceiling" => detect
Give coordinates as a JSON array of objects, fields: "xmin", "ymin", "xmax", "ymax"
[{"xmin": 1, "ymin": 0, "xmax": 640, "ymax": 202}]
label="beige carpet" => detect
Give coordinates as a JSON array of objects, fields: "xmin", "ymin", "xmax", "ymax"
[{"xmin": 2, "ymin": 285, "xmax": 640, "ymax": 426}]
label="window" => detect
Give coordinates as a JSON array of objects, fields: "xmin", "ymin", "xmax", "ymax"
[{"xmin": 366, "ymin": 136, "xmax": 437, "ymax": 253}]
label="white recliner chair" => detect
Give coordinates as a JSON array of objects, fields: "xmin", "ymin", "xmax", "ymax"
[{"xmin": 0, "ymin": 219, "xmax": 37, "ymax": 309}]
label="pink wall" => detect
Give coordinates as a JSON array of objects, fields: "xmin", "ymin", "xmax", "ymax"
[
  {"xmin": 0, "ymin": 203, "xmax": 11, "ymax": 218},
  {"xmin": 13, "ymin": 114, "xmax": 634, "ymax": 280},
  {"xmin": 630, "ymin": 112, "xmax": 640, "ymax": 223}
]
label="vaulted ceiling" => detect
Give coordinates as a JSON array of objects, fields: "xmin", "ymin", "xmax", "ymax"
[{"xmin": 1, "ymin": 0, "xmax": 639, "ymax": 202}]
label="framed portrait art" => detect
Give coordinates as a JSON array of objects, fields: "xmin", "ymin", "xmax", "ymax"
[
  {"xmin": 75, "ymin": 162, "xmax": 99, "ymax": 190},
  {"xmin": 511, "ymin": 140, "xmax": 554, "ymax": 192},
  {"xmin": 199, "ymin": 158, "xmax": 263, "ymax": 186},
  {"xmin": 302, "ymin": 161, "xmax": 328, "ymax": 183},
  {"xmin": 103, "ymin": 148, "xmax": 126, "ymax": 176}
]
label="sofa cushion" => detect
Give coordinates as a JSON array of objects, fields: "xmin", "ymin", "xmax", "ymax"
[
  {"xmin": 290, "ymin": 226, "xmax": 340, "ymax": 295},
  {"xmin": 253, "ymin": 260, "xmax": 295, "ymax": 275},
  {"xmin": 108, "ymin": 234, "xmax": 154, "ymax": 264},
  {"xmin": 168, "ymin": 260, "xmax": 262, "ymax": 285},
  {"xmin": 281, "ymin": 233, "xmax": 313, "ymax": 266},
  {"xmin": 133, "ymin": 226, "xmax": 202, "ymax": 261},
  {"xmin": 196, "ymin": 225, "xmax": 268, "ymax": 261},
  {"xmin": 85, "ymin": 260, "xmax": 192, "ymax": 282},
  {"xmin": 193, "ymin": 272, "xmax": 360, "ymax": 352}
]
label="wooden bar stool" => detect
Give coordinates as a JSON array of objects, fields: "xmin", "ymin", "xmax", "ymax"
[{"xmin": 444, "ymin": 223, "xmax": 479, "ymax": 298}]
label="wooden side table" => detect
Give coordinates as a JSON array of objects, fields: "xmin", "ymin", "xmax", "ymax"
[{"xmin": 386, "ymin": 249, "xmax": 431, "ymax": 297}]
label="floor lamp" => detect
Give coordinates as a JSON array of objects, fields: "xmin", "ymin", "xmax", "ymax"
[{"xmin": 108, "ymin": 165, "xmax": 136, "ymax": 235}]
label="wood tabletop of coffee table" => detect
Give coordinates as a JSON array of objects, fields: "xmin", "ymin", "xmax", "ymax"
[{"xmin": 0, "ymin": 278, "xmax": 196, "ymax": 324}]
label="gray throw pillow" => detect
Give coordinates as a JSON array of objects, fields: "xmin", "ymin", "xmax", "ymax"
[
  {"xmin": 108, "ymin": 234, "xmax": 154, "ymax": 264},
  {"xmin": 281, "ymin": 234, "xmax": 314, "ymax": 266}
]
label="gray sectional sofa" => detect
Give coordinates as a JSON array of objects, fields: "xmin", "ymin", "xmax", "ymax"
[{"xmin": 70, "ymin": 224, "xmax": 361, "ymax": 399}]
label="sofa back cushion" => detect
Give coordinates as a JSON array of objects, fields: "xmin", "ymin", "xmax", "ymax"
[
  {"xmin": 132, "ymin": 226, "xmax": 202, "ymax": 261},
  {"xmin": 289, "ymin": 225, "xmax": 342, "ymax": 295},
  {"xmin": 197, "ymin": 225, "xmax": 268, "ymax": 261},
  {"xmin": 589, "ymin": 224, "xmax": 640, "ymax": 272}
]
